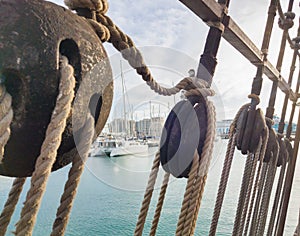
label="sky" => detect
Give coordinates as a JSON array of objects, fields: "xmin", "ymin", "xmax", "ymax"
[{"xmin": 52, "ymin": 0, "xmax": 300, "ymax": 123}]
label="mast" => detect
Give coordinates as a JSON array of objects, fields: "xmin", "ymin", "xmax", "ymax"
[{"xmin": 120, "ymin": 60, "xmax": 128, "ymax": 137}]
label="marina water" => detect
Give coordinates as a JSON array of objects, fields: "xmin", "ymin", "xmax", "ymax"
[{"xmin": 0, "ymin": 140, "xmax": 299, "ymax": 235}]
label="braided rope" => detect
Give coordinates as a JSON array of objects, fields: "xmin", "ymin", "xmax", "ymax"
[
  {"xmin": 232, "ymin": 154, "xmax": 255, "ymax": 236},
  {"xmin": 51, "ymin": 114, "xmax": 94, "ymax": 236},
  {"xmin": 150, "ymin": 172, "xmax": 170, "ymax": 236},
  {"xmin": 64, "ymin": 0, "xmax": 108, "ymax": 13},
  {"xmin": 189, "ymin": 101, "xmax": 216, "ymax": 236},
  {"xmin": 266, "ymin": 159, "xmax": 287, "ymax": 236},
  {"xmin": 175, "ymin": 153, "xmax": 200, "ymax": 236},
  {"xmin": 176, "ymin": 101, "xmax": 216, "ymax": 236},
  {"xmin": 248, "ymin": 163, "xmax": 268, "ymax": 235},
  {"xmin": 256, "ymin": 143, "xmax": 279, "ymax": 235},
  {"xmin": 0, "ymin": 178, "xmax": 26, "ymax": 236},
  {"xmin": 243, "ymin": 129, "xmax": 269, "ymax": 236},
  {"xmin": 237, "ymin": 139, "xmax": 263, "ymax": 236},
  {"xmin": 0, "ymin": 86, "xmax": 17, "ymax": 236},
  {"xmin": 65, "ymin": 3, "xmax": 216, "ymax": 236},
  {"xmin": 209, "ymin": 103, "xmax": 250, "ymax": 236},
  {"xmin": 15, "ymin": 56, "xmax": 75, "ymax": 236},
  {"xmin": 0, "ymin": 88, "xmax": 13, "ymax": 160},
  {"xmin": 134, "ymin": 152, "xmax": 160, "ymax": 236},
  {"xmin": 65, "ymin": 1, "xmax": 215, "ymax": 99}
]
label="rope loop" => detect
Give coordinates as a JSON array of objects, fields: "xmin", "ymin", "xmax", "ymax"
[
  {"xmin": 64, "ymin": 0, "xmax": 108, "ymax": 14},
  {"xmin": 248, "ymin": 93, "xmax": 261, "ymax": 105},
  {"xmin": 292, "ymin": 36, "xmax": 300, "ymax": 49},
  {"xmin": 265, "ymin": 117, "xmax": 275, "ymax": 128},
  {"xmin": 278, "ymin": 11, "xmax": 295, "ymax": 30}
]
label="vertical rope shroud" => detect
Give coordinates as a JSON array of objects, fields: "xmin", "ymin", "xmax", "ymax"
[
  {"xmin": 51, "ymin": 114, "xmax": 95, "ymax": 236},
  {"xmin": 15, "ymin": 56, "xmax": 76, "ymax": 236}
]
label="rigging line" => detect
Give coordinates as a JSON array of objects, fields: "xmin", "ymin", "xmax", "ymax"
[
  {"xmin": 243, "ymin": 133, "xmax": 269, "ymax": 236},
  {"xmin": 241, "ymin": 0, "xmax": 278, "ymax": 154},
  {"xmin": 266, "ymin": 0, "xmax": 295, "ymax": 119},
  {"xmin": 278, "ymin": 23, "xmax": 300, "ymax": 134},
  {"xmin": 287, "ymin": 67, "xmax": 300, "ymax": 138},
  {"xmin": 276, "ymin": 106, "xmax": 300, "ymax": 235},
  {"xmin": 274, "ymin": 74, "xmax": 300, "ymax": 235}
]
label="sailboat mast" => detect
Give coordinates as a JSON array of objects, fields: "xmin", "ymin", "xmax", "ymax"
[{"xmin": 120, "ymin": 60, "xmax": 127, "ymax": 136}]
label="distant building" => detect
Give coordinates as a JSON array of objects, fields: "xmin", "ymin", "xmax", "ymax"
[
  {"xmin": 136, "ymin": 117, "xmax": 165, "ymax": 138},
  {"xmin": 109, "ymin": 118, "xmax": 136, "ymax": 136},
  {"xmin": 216, "ymin": 119, "xmax": 233, "ymax": 138}
]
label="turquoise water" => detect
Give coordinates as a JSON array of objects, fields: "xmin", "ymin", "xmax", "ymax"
[{"xmin": 0, "ymin": 140, "xmax": 299, "ymax": 235}]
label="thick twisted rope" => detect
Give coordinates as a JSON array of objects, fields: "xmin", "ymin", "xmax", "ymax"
[
  {"xmin": 237, "ymin": 142, "xmax": 263, "ymax": 236},
  {"xmin": 175, "ymin": 153, "xmax": 200, "ymax": 236},
  {"xmin": 243, "ymin": 130, "xmax": 269, "ymax": 236},
  {"xmin": 176, "ymin": 101, "xmax": 216, "ymax": 236},
  {"xmin": 0, "ymin": 86, "xmax": 16, "ymax": 236},
  {"xmin": 51, "ymin": 114, "xmax": 94, "ymax": 236},
  {"xmin": 267, "ymin": 158, "xmax": 287, "ymax": 236},
  {"xmin": 15, "ymin": 56, "xmax": 75, "ymax": 236},
  {"xmin": 189, "ymin": 101, "xmax": 216, "ymax": 236},
  {"xmin": 0, "ymin": 87, "xmax": 13, "ymax": 160},
  {"xmin": 134, "ymin": 152, "xmax": 160, "ymax": 236},
  {"xmin": 256, "ymin": 143, "xmax": 279, "ymax": 235},
  {"xmin": 64, "ymin": 0, "xmax": 215, "ymax": 99},
  {"xmin": 66, "ymin": 2, "xmax": 216, "ymax": 236},
  {"xmin": 248, "ymin": 162, "xmax": 268, "ymax": 235},
  {"xmin": 232, "ymin": 154, "xmax": 255, "ymax": 236},
  {"xmin": 0, "ymin": 178, "xmax": 26, "ymax": 236},
  {"xmin": 209, "ymin": 103, "xmax": 250, "ymax": 236},
  {"xmin": 150, "ymin": 172, "xmax": 170, "ymax": 236}
]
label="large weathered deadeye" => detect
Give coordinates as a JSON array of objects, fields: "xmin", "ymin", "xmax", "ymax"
[{"xmin": 0, "ymin": 0, "xmax": 113, "ymax": 177}]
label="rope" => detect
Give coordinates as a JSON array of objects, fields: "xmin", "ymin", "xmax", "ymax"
[
  {"xmin": 237, "ymin": 139, "xmax": 263, "ymax": 236},
  {"xmin": 209, "ymin": 103, "xmax": 250, "ymax": 236},
  {"xmin": 134, "ymin": 152, "xmax": 160, "ymax": 236},
  {"xmin": 175, "ymin": 153, "xmax": 200, "ymax": 236},
  {"xmin": 232, "ymin": 154, "xmax": 254, "ymax": 235},
  {"xmin": 248, "ymin": 163, "xmax": 268, "ymax": 235},
  {"xmin": 256, "ymin": 141, "xmax": 279, "ymax": 235},
  {"xmin": 243, "ymin": 129, "xmax": 269, "ymax": 236},
  {"xmin": 0, "ymin": 85, "xmax": 16, "ymax": 236},
  {"xmin": 51, "ymin": 114, "xmax": 94, "ymax": 236},
  {"xmin": 65, "ymin": 1, "xmax": 215, "ymax": 99},
  {"xmin": 266, "ymin": 159, "xmax": 287, "ymax": 236},
  {"xmin": 150, "ymin": 172, "xmax": 170, "ymax": 236},
  {"xmin": 176, "ymin": 101, "xmax": 216, "ymax": 236},
  {"xmin": 0, "ymin": 87, "xmax": 13, "ymax": 161},
  {"xmin": 15, "ymin": 56, "xmax": 76, "ymax": 236},
  {"xmin": 0, "ymin": 178, "xmax": 26, "ymax": 236},
  {"xmin": 190, "ymin": 101, "xmax": 216, "ymax": 236},
  {"xmin": 65, "ymin": 2, "xmax": 217, "ymax": 236}
]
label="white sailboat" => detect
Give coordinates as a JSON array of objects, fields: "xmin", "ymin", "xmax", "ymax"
[{"xmin": 107, "ymin": 61, "xmax": 148, "ymax": 157}]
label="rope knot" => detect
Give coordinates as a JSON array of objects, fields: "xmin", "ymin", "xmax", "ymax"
[
  {"xmin": 184, "ymin": 77, "xmax": 215, "ymax": 98},
  {"xmin": 278, "ymin": 12, "xmax": 295, "ymax": 30},
  {"xmin": 265, "ymin": 117, "xmax": 274, "ymax": 128},
  {"xmin": 64, "ymin": 0, "xmax": 109, "ymax": 15},
  {"xmin": 248, "ymin": 93, "xmax": 260, "ymax": 105},
  {"xmin": 292, "ymin": 36, "xmax": 300, "ymax": 50}
]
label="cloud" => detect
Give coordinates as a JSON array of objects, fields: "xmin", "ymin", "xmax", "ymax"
[{"xmin": 50, "ymin": 0, "xmax": 298, "ymax": 121}]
